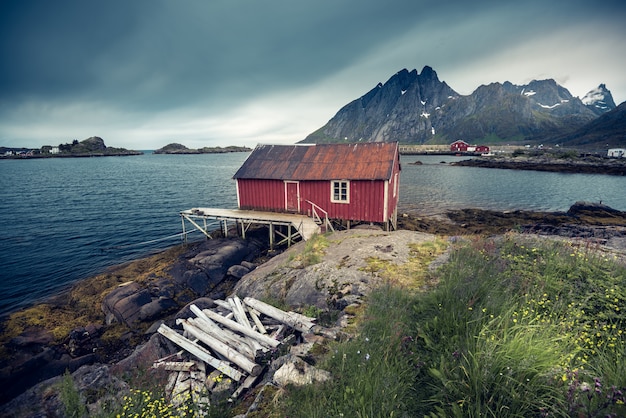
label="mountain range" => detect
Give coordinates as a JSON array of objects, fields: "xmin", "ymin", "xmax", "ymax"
[{"xmin": 302, "ymin": 66, "xmax": 624, "ymax": 149}]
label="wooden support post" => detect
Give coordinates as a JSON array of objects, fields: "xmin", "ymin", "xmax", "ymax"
[
  {"xmin": 182, "ymin": 214, "xmax": 213, "ymax": 239},
  {"xmin": 181, "ymin": 216, "xmax": 187, "ymax": 243},
  {"xmin": 269, "ymin": 222, "xmax": 274, "ymax": 249},
  {"xmin": 288, "ymin": 225, "xmax": 292, "ymax": 247}
]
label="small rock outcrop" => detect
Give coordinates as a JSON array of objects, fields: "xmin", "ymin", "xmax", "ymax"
[
  {"xmin": 233, "ymin": 229, "xmax": 437, "ymax": 310},
  {"xmin": 101, "ymin": 237, "xmax": 264, "ymax": 327}
]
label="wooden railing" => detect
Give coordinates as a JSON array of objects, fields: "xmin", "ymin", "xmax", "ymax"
[{"xmin": 305, "ymin": 200, "xmax": 335, "ymax": 232}]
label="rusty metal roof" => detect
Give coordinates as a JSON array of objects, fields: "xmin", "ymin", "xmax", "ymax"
[{"xmin": 233, "ymin": 142, "xmax": 399, "ymax": 180}]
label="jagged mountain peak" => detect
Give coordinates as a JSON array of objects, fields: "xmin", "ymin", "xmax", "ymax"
[
  {"xmin": 301, "ymin": 66, "xmax": 616, "ymax": 147},
  {"xmin": 302, "ymin": 65, "xmax": 459, "ymax": 144},
  {"xmin": 582, "ymin": 84, "xmax": 616, "ymax": 115}
]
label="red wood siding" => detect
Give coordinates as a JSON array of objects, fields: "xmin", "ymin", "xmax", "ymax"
[
  {"xmin": 300, "ymin": 180, "xmax": 386, "ymax": 223},
  {"xmin": 237, "ymin": 177, "xmax": 399, "ymax": 223},
  {"xmin": 237, "ymin": 179, "xmax": 285, "ymax": 211},
  {"xmin": 235, "ymin": 142, "xmax": 401, "ymax": 224}
]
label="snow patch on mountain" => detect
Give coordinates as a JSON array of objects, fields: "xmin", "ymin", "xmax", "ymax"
[
  {"xmin": 582, "ymin": 86, "xmax": 606, "ymax": 105},
  {"xmin": 538, "ymin": 103, "xmax": 560, "ymax": 109}
]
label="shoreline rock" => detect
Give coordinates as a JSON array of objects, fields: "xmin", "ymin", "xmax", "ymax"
[
  {"xmin": 451, "ymin": 155, "xmax": 626, "ymax": 175},
  {"xmin": 1, "ymin": 202, "xmax": 626, "ymax": 413},
  {"xmin": 0, "ymin": 232, "xmax": 269, "ymax": 407}
]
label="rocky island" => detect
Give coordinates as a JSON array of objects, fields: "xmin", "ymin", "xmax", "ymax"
[
  {"xmin": 451, "ymin": 149, "xmax": 626, "ymax": 175},
  {"xmin": 1, "ymin": 136, "xmax": 142, "ymax": 158},
  {"xmin": 154, "ymin": 143, "xmax": 252, "ymax": 154}
]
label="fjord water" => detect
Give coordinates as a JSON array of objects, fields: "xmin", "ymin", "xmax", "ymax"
[{"xmin": 1, "ymin": 153, "xmax": 625, "ymax": 317}]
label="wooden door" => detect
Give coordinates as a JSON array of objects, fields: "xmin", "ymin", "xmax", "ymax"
[{"xmin": 285, "ymin": 181, "xmax": 299, "ymax": 212}]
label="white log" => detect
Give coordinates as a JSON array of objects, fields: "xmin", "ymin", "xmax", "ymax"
[
  {"xmin": 190, "ymin": 305, "xmax": 233, "ymax": 335},
  {"xmin": 214, "ymin": 299, "xmax": 232, "ymax": 311},
  {"xmin": 157, "ymin": 324, "xmax": 244, "ymax": 381},
  {"xmin": 201, "ymin": 308, "xmax": 280, "ymax": 348},
  {"xmin": 152, "ymin": 361, "xmax": 197, "ymax": 372},
  {"xmin": 233, "ymin": 296, "xmax": 253, "ymax": 329},
  {"xmin": 154, "ymin": 351, "xmax": 184, "ymax": 364},
  {"xmin": 172, "ymin": 371, "xmax": 191, "ymax": 398},
  {"xmin": 189, "ymin": 306, "xmax": 255, "ymax": 354},
  {"xmin": 271, "ymin": 324, "xmax": 285, "ymax": 340},
  {"xmin": 229, "ymin": 297, "xmax": 252, "ymax": 329},
  {"xmin": 248, "ymin": 309, "xmax": 267, "ymax": 334},
  {"xmin": 243, "ymin": 297, "xmax": 316, "ymax": 333},
  {"xmin": 231, "ymin": 373, "xmax": 261, "ymax": 399},
  {"xmin": 165, "ymin": 372, "xmax": 178, "ymax": 396},
  {"xmin": 188, "ymin": 316, "xmax": 259, "ymax": 360},
  {"xmin": 188, "ymin": 307, "xmax": 267, "ymax": 354},
  {"xmin": 180, "ymin": 319, "xmax": 263, "ymax": 376}
]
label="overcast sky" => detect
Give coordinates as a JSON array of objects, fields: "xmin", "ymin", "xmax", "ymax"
[{"xmin": 1, "ymin": 0, "xmax": 625, "ymax": 150}]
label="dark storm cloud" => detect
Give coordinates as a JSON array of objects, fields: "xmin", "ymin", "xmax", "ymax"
[
  {"xmin": 2, "ymin": 1, "xmax": 440, "ymax": 109},
  {"xmin": 1, "ymin": 0, "xmax": 625, "ymax": 148}
]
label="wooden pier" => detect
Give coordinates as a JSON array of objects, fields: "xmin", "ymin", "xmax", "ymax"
[{"xmin": 180, "ymin": 207, "xmax": 321, "ymax": 248}]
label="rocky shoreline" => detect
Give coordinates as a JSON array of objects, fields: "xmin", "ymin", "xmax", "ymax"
[
  {"xmin": 450, "ymin": 154, "xmax": 626, "ymax": 175},
  {"xmin": 1, "ymin": 202, "xmax": 626, "ymax": 416}
]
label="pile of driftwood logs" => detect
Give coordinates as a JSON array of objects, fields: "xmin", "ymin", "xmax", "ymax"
[{"xmin": 155, "ymin": 296, "xmax": 322, "ymax": 408}]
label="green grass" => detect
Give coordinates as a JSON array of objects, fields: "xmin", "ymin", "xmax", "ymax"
[
  {"xmin": 277, "ymin": 235, "xmax": 626, "ymax": 417},
  {"xmin": 64, "ymin": 236, "xmax": 625, "ymax": 417},
  {"xmin": 281, "ymin": 285, "xmax": 417, "ymax": 417},
  {"xmin": 288, "ymin": 233, "xmax": 329, "ymax": 267}
]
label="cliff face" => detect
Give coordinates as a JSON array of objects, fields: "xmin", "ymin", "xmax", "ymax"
[
  {"xmin": 304, "ymin": 67, "xmax": 459, "ymax": 144},
  {"xmin": 302, "ymin": 66, "xmax": 606, "ymax": 145}
]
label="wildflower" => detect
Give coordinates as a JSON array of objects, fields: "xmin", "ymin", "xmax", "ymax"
[{"xmin": 365, "ymin": 353, "xmax": 370, "ymax": 361}]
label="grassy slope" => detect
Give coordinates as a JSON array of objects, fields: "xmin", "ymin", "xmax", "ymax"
[{"xmin": 277, "ymin": 235, "xmax": 626, "ymax": 418}]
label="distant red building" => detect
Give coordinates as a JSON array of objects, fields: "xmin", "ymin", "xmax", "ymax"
[
  {"xmin": 450, "ymin": 140, "xmax": 489, "ymax": 154},
  {"xmin": 233, "ymin": 142, "xmax": 401, "ymax": 230},
  {"xmin": 450, "ymin": 140, "xmax": 469, "ymax": 152}
]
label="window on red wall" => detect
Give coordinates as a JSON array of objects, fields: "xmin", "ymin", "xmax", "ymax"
[{"xmin": 331, "ymin": 180, "xmax": 350, "ymax": 203}]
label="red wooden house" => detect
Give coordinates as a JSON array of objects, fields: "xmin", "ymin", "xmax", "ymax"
[
  {"xmin": 450, "ymin": 140, "xmax": 469, "ymax": 152},
  {"xmin": 450, "ymin": 140, "xmax": 490, "ymax": 154},
  {"xmin": 233, "ymin": 142, "xmax": 401, "ymax": 230}
]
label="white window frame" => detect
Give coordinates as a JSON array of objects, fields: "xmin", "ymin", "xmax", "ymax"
[{"xmin": 330, "ymin": 180, "xmax": 350, "ymax": 203}]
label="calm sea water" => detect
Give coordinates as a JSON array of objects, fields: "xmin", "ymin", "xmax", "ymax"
[{"xmin": 1, "ymin": 152, "xmax": 625, "ymax": 317}]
